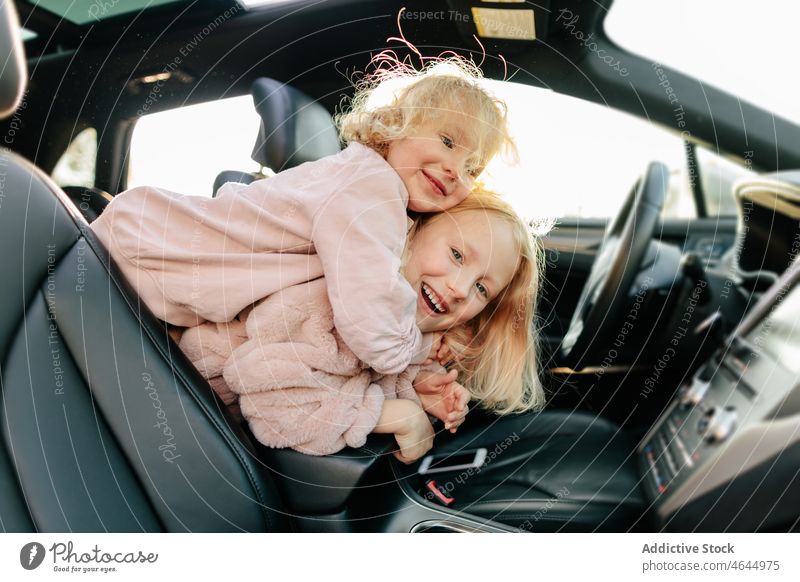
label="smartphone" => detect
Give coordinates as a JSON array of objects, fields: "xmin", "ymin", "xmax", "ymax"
[{"xmin": 418, "ymin": 448, "xmax": 487, "ymax": 475}]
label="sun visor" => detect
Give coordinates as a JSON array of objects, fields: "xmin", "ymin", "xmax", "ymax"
[{"xmin": 445, "ymin": 0, "xmax": 549, "ymax": 53}]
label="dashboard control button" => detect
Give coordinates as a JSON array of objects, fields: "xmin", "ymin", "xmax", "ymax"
[
  {"xmin": 680, "ymin": 377, "xmax": 710, "ymax": 408},
  {"xmin": 698, "ymin": 406, "xmax": 738, "ymax": 443}
]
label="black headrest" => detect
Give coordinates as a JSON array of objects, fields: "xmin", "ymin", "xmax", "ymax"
[
  {"xmin": 0, "ymin": 0, "xmax": 27, "ymax": 119},
  {"xmin": 212, "ymin": 170, "xmax": 257, "ymax": 197},
  {"xmin": 250, "ymin": 78, "xmax": 340, "ymax": 171}
]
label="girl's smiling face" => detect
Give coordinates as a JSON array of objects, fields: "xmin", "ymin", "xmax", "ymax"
[
  {"xmin": 404, "ymin": 209, "xmax": 519, "ymax": 333},
  {"xmin": 386, "ymin": 115, "xmax": 479, "ymax": 213}
]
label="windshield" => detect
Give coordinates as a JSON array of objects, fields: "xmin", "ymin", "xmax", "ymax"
[{"xmin": 605, "ymin": 0, "xmax": 800, "ymax": 127}]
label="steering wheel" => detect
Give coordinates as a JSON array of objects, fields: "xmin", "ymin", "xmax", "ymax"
[{"xmin": 559, "ymin": 162, "xmax": 668, "ymax": 368}]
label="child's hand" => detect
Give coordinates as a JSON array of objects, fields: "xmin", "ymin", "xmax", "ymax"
[
  {"xmin": 435, "ymin": 336, "xmax": 458, "ymax": 366},
  {"xmin": 423, "ymin": 335, "xmax": 463, "ymax": 367},
  {"xmin": 414, "ymin": 369, "xmax": 471, "ymax": 433},
  {"xmin": 393, "ymin": 404, "xmax": 435, "ymax": 464},
  {"xmin": 423, "ymin": 332, "xmax": 444, "ymax": 365},
  {"xmin": 423, "ymin": 333, "xmax": 461, "ymax": 367},
  {"xmin": 445, "ymin": 381, "xmax": 470, "ymax": 432}
]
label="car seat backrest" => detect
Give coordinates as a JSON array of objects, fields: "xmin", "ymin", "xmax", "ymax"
[
  {"xmin": 250, "ymin": 77, "xmax": 341, "ymax": 172},
  {"xmin": 61, "ymin": 186, "xmax": 113, "ymax": 222},
  {"xmin": 0, "ymin": 153, "xmax": 289, "ymax": 534},
  {"xmin": 0, "ymin": 0, "xmax": 288, "ymax": 532},
  {"xmin": 211, "ymin": 78, "xmax": 341, "ymax": 196},
  {"xmin": 211, "ymin": 170, "xmax": 257, "ymax": 198}
]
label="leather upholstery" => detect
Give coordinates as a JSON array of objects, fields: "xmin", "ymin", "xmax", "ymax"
[
  {"xmin": 420, "ymin": 410, "xmax": 649, "ymax": 532},
  {"xmin": 250, "ymin": 77, "xmax": 340, "ymax": 171},
  {"xmin": 253, "ymin": 431, "xmax": 397, "ymax": 515},
  {"xmin": 0, "ymin": 147, "xmax": 290, "ymax": 533},
  {"xmin": 2, "ymin": 1, "xmax": 288, "ymax": 531},
  {"xmin": 212, "ymin": 78, "xmax": 340, "ymax": 195},
  {"xmin": 62, "ymin": 186, "xmax": 113, "ymax": 222},
  {"xmin": 212, "ymin": 170, "xmax": 256, "ymax": 197}
]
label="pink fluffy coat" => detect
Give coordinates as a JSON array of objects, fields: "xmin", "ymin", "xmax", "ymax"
[{"xmin": 176, "ymin": 278, "xmax": 422, "ymax": 455}]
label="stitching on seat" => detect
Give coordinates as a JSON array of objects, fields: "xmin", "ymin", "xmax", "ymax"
[{"xmin": 77, "ymin": 226, "xmax": 275, "ymax": 531}]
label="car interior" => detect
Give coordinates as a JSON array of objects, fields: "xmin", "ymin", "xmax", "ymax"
[{"xmin": 2, "ymin": 0, "xmax": 800, "ymax": 533}]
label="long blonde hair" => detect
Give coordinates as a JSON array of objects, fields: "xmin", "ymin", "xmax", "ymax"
[
  {"xmin": 337, "ymin": 57, "xmax": 516, "ymax": 178},
  {"xmin": 406, "ymin": 188, "xmax": 545, "ymax": 415}
]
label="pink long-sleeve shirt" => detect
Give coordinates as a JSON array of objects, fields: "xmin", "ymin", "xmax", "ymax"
[{"xmin": 90, "ymin": 142, "xmax": 432, "ymax": 374}]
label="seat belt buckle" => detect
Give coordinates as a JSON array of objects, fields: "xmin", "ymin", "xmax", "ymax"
[{"xmin": 423, "ymin": 479, "xmax": 455, "ymax": 507}]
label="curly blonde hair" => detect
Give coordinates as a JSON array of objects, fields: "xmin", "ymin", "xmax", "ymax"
[
  {"xmin": 337, "ymin": 57, "xmax": 516, "ymax": 180},
  {"xmin": 405, "ymin": 188, "xmax": 545, "ymax": 415}
]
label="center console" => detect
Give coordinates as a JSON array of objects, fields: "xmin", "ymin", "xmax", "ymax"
[
  {"xmin": 639, "ymin": 262, "xmax": 800, "ymax": 531},
  {"xmin": 253, "ymin": 431, "xmax": 517, "ymax": 532}
]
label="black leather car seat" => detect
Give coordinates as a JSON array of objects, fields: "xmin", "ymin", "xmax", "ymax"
[
  {"xmin": 61, "ymin": 186, "xmax": 113, "ymax": 222},
  {"xmin": 0, "ymin": 1, "xmax": 288, "ymax": 532},
  {"xmin": 212, "ymin": 77, "xmax": 340, "ymax": 196},
  {"xmin": 422, "ymin": 410, "xmax": 650, "ymax": 531}
]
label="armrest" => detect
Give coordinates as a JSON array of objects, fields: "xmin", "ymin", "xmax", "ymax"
[{"xmin": 252, "ymin": 432, "xmax": 397, "ymax": 514}]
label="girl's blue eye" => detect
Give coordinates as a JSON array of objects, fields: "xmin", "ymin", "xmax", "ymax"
[
  {"xmin": 476, "ymin": 282, "xmax": 488, "ymax": 297},
  {"xmin": 441, "ymin": 134, "xmax": 454, "ymax": 149},
  {"xmin": 450, "ymin": 248, "xmax": 463, "ymax": 263}
]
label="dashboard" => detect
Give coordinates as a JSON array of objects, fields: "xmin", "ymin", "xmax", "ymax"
[{"xmin": 639, "ymin": 261, "xmax": 800, "ymax": 531}]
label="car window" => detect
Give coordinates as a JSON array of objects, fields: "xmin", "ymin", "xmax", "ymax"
[
  {"xmin": 126, "ymin": 83, "xmax": 700, "ymax": 219},
  {"xmin": 51, "ymin": 127, "xmax": 97, "ymax": 188},
  {"xmin": 477, "ymin": 80, "xmax": 693, "ymax": 221},
  {"xmin": 605, "ymin": 0, "xmax": 800, "ymax": 127},
  {"xmin": 127, "ymin": 95, "xmax": 262, "ymax": 197}
]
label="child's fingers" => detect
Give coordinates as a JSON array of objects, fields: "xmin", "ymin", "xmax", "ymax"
[
  {"xmin": 445, "ymin": 393, "xmax": 457, "ymax": 416},
  {"xmin": 431, "ymin": 370, "xmax": 457, "ymax": 391},
  {"xmin": 430, "ymin": 370, "xmax": 457, "ymax": 389},
  {"xmin": 393, "ymin": 450, "xmax": 412, "ymax": 464},
  {"xmin": 446, "ymin": 415, "xmax": 466, "ymax": 433},
  {"xmin": 447, "ymin": 407, "xmax": 468, "ymax": 423},
  {"xmin": 442, "ymin": 380, "xmax": 459, "ymax": 408},
  {"xmin": 433, "ymin": 370, "xmax": 457, "ymax": 383},
  {"xmin": 443, "ymin": 382, "xmax": 469, "ymax": 412},
  {"xmin": 443, "ymin": 400, "xmax": 462, "ymax": 429},
  {"xmin": 445, "ymin": 404, "xmax": 469, "ymax": 431},
  {"xmin": 456, "ymin": 387, "xmax": 470, "ymax": 410},
  {"xmin": 444, "ymin": 408, "xmax": 469, "ymax": 428}
]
